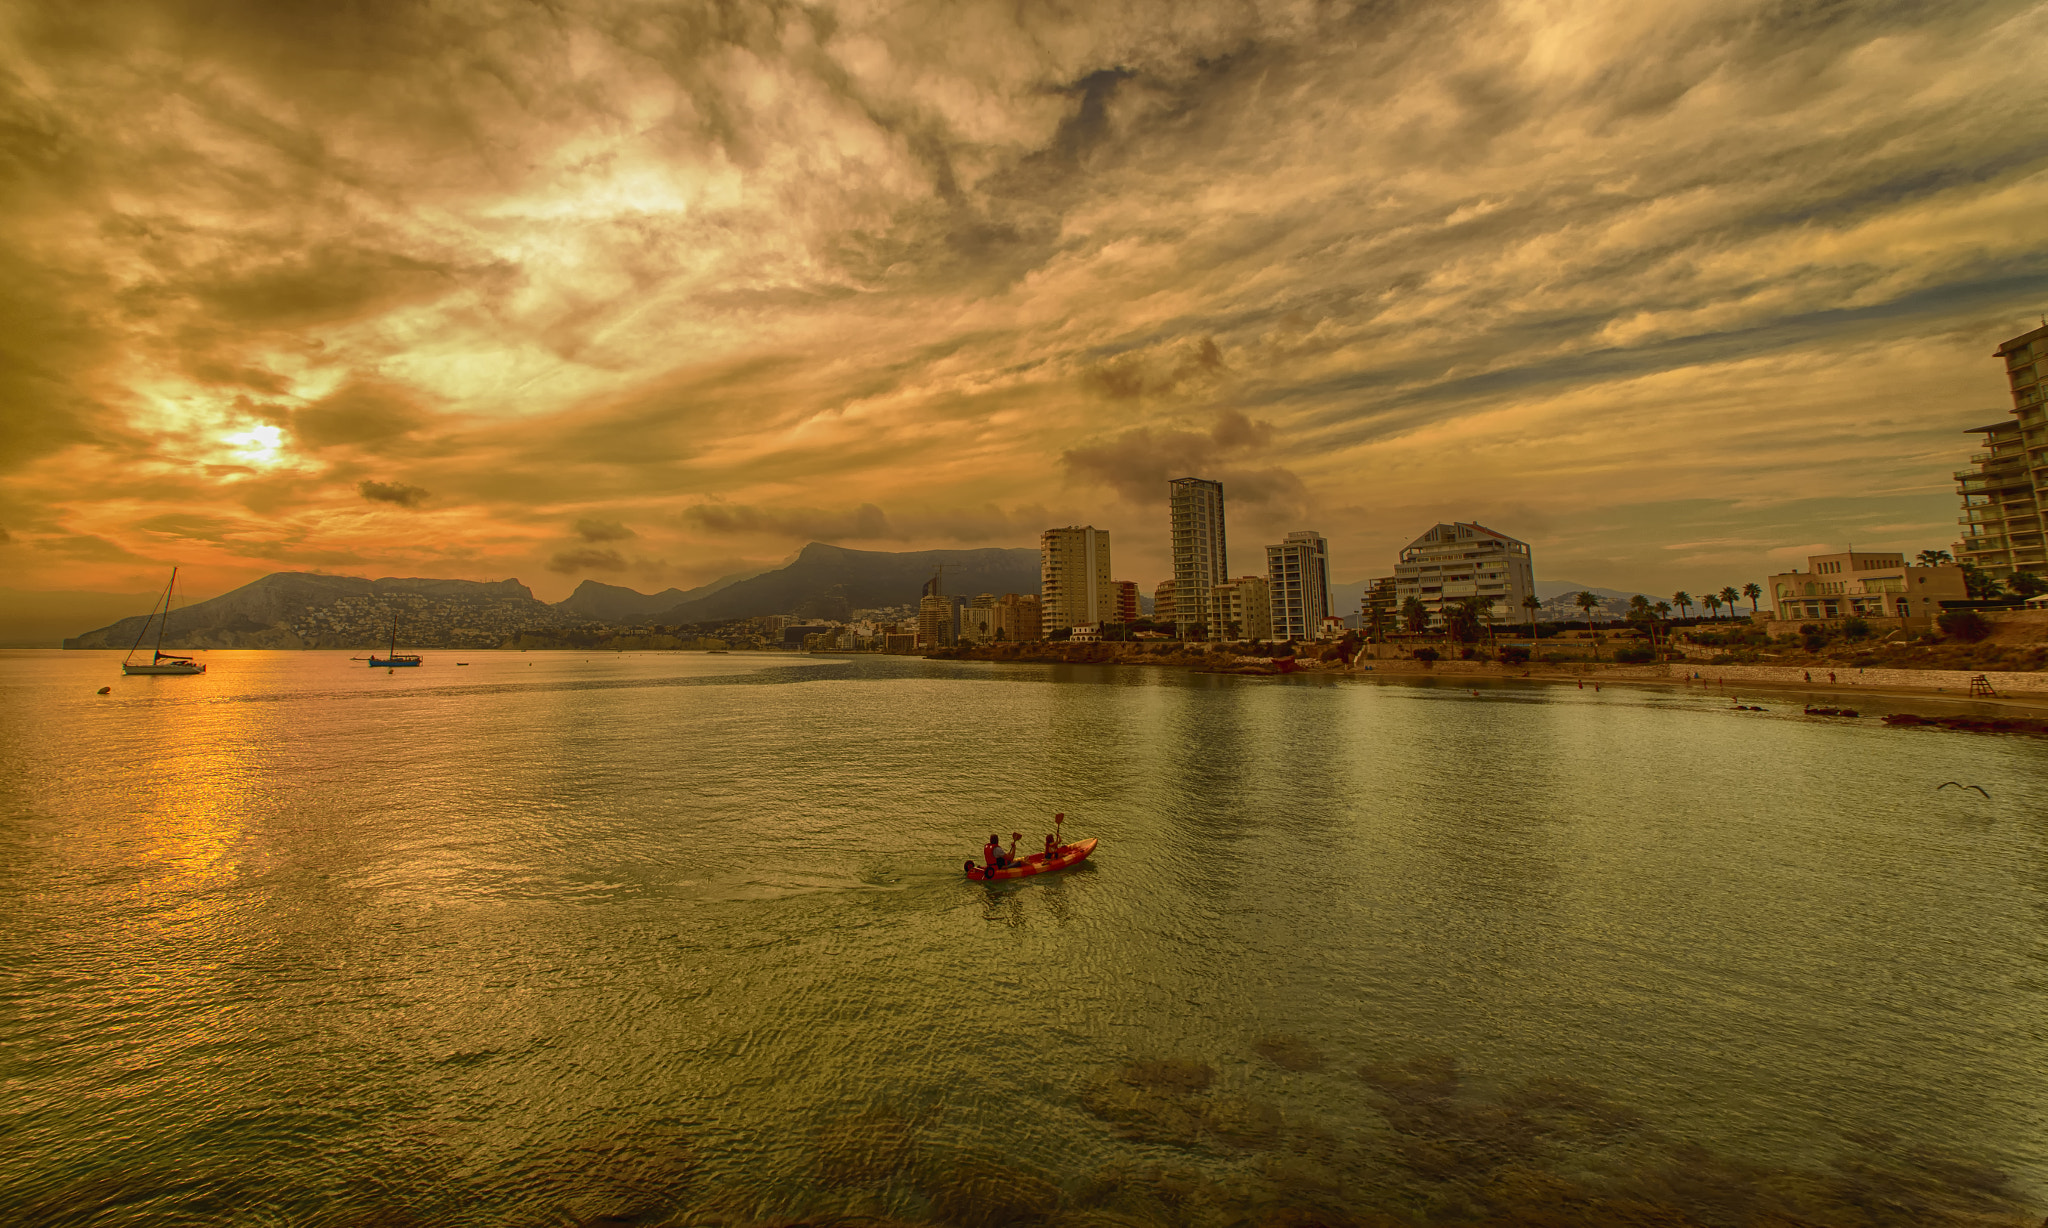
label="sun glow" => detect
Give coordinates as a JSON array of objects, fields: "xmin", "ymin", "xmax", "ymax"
[{"xmin": 220, "ymin": 423, "xmax": 286, "ymax": 469}]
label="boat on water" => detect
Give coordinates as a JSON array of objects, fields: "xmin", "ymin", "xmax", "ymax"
[
  {"xmin": 966, "ymin": 837, "xmax": 1097, "ymax": 882},
  {"xmin": 369, "ymin": 613, "xmax": 422, "ymax": 668},
  {"xmin": 122, "ymin": 568, "xmax": 206, "ymax": 676}
]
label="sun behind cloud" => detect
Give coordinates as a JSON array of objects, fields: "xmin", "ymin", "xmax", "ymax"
[{"xmin": 1, "ymin": 0, "xmax": 2043, "ymax": 601}]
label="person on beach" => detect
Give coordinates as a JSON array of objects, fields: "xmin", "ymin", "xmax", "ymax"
[
  {"xmin": 1829, "ymin": 670, "xmax": 1837, "ymax": 684},
  {"xmin": 1804, "ymin": 670, "xmax": 1812, "ymax": 682}
]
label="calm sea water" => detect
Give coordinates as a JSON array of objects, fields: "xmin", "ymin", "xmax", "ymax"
[{"xmin": 3, "ymin": 649, "xmax": 2045, "ymax": 1227}]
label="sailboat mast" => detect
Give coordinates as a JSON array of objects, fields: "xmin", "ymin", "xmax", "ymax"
[
  {"xmin": 154, "ymin": 568, "xmax": 176, "ymax": 661},
  {"xmin": 124, "ymin": 576, "xmax": 167, "ymax": 664}
]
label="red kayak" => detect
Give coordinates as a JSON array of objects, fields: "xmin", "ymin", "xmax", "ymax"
[{"xmin": 966, "ymin": 838, "xmax": 1097, "ymax": 881}]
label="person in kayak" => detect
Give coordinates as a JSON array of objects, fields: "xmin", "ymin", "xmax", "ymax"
[
  {"xmin": 984, "ymin": 834, "xmax": 1016, "ymax": 870},
  {"xmin": 1044, "ymin": 832, "xmax": 1059, "ymax": 861}
]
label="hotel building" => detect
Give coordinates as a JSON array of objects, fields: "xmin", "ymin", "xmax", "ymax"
[
  {"xmin": 1211, "ymin": 575, "xmax": 1272, "ymax": 641},
  {"xmin": 1265, "ymin": 530, "xmax": 1331, "ymax": 641},
  {"xmin": 1169, "ymin": 477, "xmax": 1227, "ymax": 638},
  {"xmin": 1392, "ymin": 522, "xmax": 1535, "ymax": 629},
  {"xmin": 1955, "ymin": 323, "xmax": 2048, "ymax": 578},
  {"xmin": 1152, "ymin": 580, "xmax": 1175, "ymax": 626},
  {"xmin": 1765, "ymin": 551, "xmax": 1965, "ymax": 622},
  {"xmin": 1040, "ymin": 526, "xmax": 1113, "ymax": 633}
]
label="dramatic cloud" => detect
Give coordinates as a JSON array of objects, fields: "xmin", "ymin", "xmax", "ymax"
[
  {"xmin": 574, "ymin": 518, "xmax": 636, "ymax": 542},
  {"xmin": 684, "ymin": 502, "xmax": 899, "ymax": 541},
  {"xmin": 1, "ymin": 0, "xmax": 2044, "ymax": 601},
  {"xmin": 548, "ymin": 547, "xmax": 629, "ymax": 575},
  {"xmin": 359, "ymin": 480, "xmax": 430, "ymax": 508}
]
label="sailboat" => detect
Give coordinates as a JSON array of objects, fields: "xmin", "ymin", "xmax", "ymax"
[
  {"xmin": 369, "ymin": 612, "xmax": 422, "ymax": 667},
  {"xmin": 122, "ymin": 568, "xmax": 207, "ymax": 676}
]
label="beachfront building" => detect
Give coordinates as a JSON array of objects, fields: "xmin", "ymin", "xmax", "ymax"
[
  {"xmin": 1266, "ymin": 530, "xmax": 1331, "ymax": 641},
  {"xmin": 917, "ymin": 592, "xmax": 954, "ymax": 648},
  {"xmin": 1392, "ymin": 522, "xmax": 1536, "ymax": 630},
  {"xmin": 989, "ymin": 592, "xmax": 1042, "ymax": 642},
  {"xmin": 1169, "ymin": 477, "xmax": 1227, "ymax": 638},
  {"xmin": 1765, "ymin": 551, "xmax": 1966, "ymax": 622},
  {"xmin": 1041, "ymin": 525, "xmax": 1113, "ymax": 634},
  {"xmin": 1360, "ymin": 576, "xmax": 1397, "ymax": 638},
  {"xmin": 958, "ymin": 594, "xmax": 998, "ymax": 643},
  {"xmin": 1112, "ymin": 580, "xmax": 1139, "ymax": 625},
  {"xmin": 1954, "ymin": 323, "xmax": 2048, "ymax": 578},
  {"xmin": 1211, "ymin": 575, "xmax": 1272, "ymax": 641},
  {"xmin": 1153, "ymin": 580, "xmax": 1176, "ymax": 626}
]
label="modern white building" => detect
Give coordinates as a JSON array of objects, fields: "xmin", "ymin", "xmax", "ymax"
[
  {"xmin": 1392, "ymin": 522, "xmax": 1536, "ymax": 630},
  {"xmin": 1265, "ymin": 530, "xmax": 1331, "ymax": 641},
  {"xmin": 1169, "ymin": 477, "xmax": 1227, "ymax": 638},
  {"xmin": 1040, "ymin": 525, "xmax": 1113, "ymax": 633}
]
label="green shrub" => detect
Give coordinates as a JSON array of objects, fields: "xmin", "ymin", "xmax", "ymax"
[
  {"xmin": 1499, "ymin": 644, "xmax": 1530, "ymax": 665},
  {"xmin": 1411, "ymin": 647, "xmax": 1439, "ymax": 663},
  {"xmin": 1540, "ymin": 651, "xmax": 1572, "ymax": 663},
  {"xmin": 1612, "ymin": 644, "xmax": 1655, "ymax": 664},
  {"xmin": 1937, "ymin": 610, "xmax": 1993, "ymax": 643}
]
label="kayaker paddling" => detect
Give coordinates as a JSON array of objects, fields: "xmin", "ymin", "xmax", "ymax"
[{"xmin": 964, "ymin": 813, "xmax": 1097, "ymax": 881}]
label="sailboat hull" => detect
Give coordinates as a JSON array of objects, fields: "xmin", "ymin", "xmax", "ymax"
[
  {"xmin": 369, "ymin": 657, "xmax": 421, "ymax": 667},
  {"xmin": 123, "ymin": 662, "xmax": 206, "ymax": 675}
]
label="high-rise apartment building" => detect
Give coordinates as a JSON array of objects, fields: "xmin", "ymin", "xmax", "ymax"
[
  {"xmin": 1211, "ymin": 575, "xmax": 1272, "ymax": 641},
  {"xmin": 1152, "ymin": 580, "xmax": 1175, "ymax": 626},
  {"xmin": 1265, "ymin": 530, "xmax": 1331, "ymax": 641},
  {"xmin": 1111, "ymin": 581, "xmax": 1139, "ymax": 625},
  {"xmin": 1392, "ymin": 523, "xmax": 1536, "ymax": 629},
  {"xmin": 1169, "ymin": 477, "xmax": 1227, "ymax": 638},
  {"xmin": 1955, "ymin": 324, "xmax": 2048, "ymax": 578},
  {"xmin": 1040, "ymin": 526, "xmax": 1113, "ymax": 632},
  {"xmin": 917, "ymin": 593, "xmax": 954, "ymax": 648}
]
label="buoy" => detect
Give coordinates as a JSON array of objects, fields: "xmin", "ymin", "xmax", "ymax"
[{"xmin": 97, "ymin": 686, "xmax": 111, "ymax": 695}]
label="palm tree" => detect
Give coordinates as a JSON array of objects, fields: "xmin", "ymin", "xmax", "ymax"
[
  {"xmin": 1673, "ymin": 590, "xmax": 1693, "ymax": 620},
  {"xmin": 1401, "ymin": 595, "xmax": 1429, "ymax": 634},
  {"xmin": 1916, "ymin": 549, "xmax": 1953, "ymax": 566},
  {"xmin": 1742, "ymin": 581, "xmax": 1762, "ymax": 614},
  {"xmin": 1471, "ymin": 593, "xmax": 1497, "ymax": 645},
  {"xmin": 1521, "ymin": 593, "xmax": 1540, "ymax": 641},
  {"xmin": 1574, "ymin": 591, "xmax": 1600, "ymax": 621},
  {"xmin": 1718, "ymin": 586, "xmax": 1740, "ymax": 620},
  {"xmin": 1702, "ymin": 594, "xmax": 1722, "ymax": 618}
]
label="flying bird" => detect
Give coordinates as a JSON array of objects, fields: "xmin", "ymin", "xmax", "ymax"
[{"xmin": 1937, "ymin": 782, "xmax": 1991, "ymax": 798}]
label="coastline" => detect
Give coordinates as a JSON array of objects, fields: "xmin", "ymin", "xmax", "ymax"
[{"xmin": 923, "ymin": 643, "xmax": 2048, "ymax": 715}]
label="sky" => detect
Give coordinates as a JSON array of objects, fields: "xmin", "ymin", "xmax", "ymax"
[{"xmin": 3, "ymin": 0, "xmax": 2046, "ymax": 608}]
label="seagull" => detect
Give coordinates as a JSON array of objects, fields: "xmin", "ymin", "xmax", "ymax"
[{"xmin": 1937, "ymin": 782, "xmax": 1991, "ymax": 798}]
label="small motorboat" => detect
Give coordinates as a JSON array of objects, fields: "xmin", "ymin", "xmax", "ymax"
[{"xmin": 966, "ymin": 838, "xmax": 1097, "ymax": 882}]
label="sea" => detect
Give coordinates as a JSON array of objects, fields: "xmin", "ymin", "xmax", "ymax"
[{"xmin": 3, "ymin": 648, "xmax": 2045, "ymax": 1226}]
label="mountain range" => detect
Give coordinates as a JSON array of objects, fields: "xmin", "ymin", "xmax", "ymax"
[{"xmin": 57, "ymin": 543, "xmax": 1045, "ymax": 649}]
